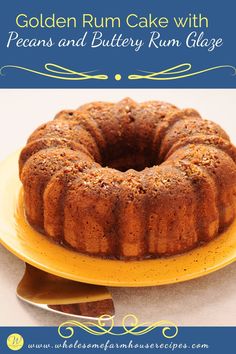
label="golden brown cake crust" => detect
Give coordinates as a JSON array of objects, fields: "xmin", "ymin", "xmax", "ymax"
[{"xmin": 19, "ymin": 98, "xmax": 236, "ymax": 260}]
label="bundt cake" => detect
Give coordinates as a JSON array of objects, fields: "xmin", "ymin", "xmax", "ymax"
[{"xmin": 19, "ymin": 98, "xmax": 236, "ymax": 259}]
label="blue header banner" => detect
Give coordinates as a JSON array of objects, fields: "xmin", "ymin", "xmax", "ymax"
[{"xmin": 0, "ymin": 0, "xmax": 235, "ymax": 88}]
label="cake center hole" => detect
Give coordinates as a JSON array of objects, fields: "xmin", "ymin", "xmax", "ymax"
[{"xmin": 102, "ymin": 146, "xmax": 157, "ymax": 172}]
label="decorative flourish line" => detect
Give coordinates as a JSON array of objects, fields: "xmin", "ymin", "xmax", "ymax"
[
  {"xmin": 128, "ymin": 63, "xmax": 236, "ymax": 80},
  {"xmin": 0, "ymin": 63, "xmax": 108, "ymax": 80},
  {"xmin": 58, "ymin": 314, "xmax": 178, "ymax": 339}
]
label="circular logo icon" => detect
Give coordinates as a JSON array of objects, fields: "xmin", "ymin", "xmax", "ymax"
[{"xmin": 7, "ymin": 333, "xmax": 24, "ymax": 351}]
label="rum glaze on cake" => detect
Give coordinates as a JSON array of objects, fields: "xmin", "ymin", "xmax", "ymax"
[{"xmin": 19, "ymin": 98, "xmax": 236, "ymax": 260}]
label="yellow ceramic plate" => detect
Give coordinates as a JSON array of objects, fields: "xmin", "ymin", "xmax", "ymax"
[{"xmin": 0, "ymin": 150, "xmax": 235, "ymax": 287}]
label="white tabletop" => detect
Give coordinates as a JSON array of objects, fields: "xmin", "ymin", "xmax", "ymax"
[{"xmin": 0, "ymin": 89, "xmax": 235, "ymax": 326}]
